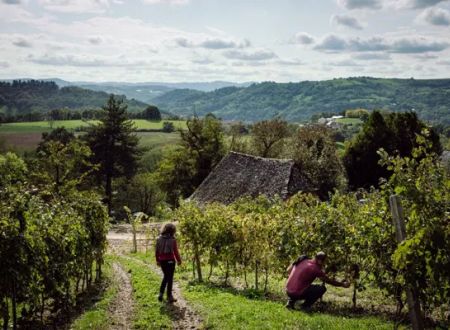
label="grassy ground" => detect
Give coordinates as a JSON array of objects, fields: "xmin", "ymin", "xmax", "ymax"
[
  {"xmin": 71, "ymin": 258, "xmax": 118, "ymax": 330},
  {"xmin": 130, "ymin": 252, "xmax": 399, "ymax": 330},
  {"xmin": 0, "ymin": 120, "xmax": 183, "ymax": 153},
  {"xmin": 0, "ymin": 119, "xmax": 186, "ymax": 133},
  {"xmin": 116, "ymin": 255, "xmax": 173, "ymax": 329}
]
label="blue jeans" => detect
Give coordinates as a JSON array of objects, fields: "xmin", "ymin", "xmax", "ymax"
[{"xmin": 287, "ymin": 284, "xmax": 327, "ymax": 308}]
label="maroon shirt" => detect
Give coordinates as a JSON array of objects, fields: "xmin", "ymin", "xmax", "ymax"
[
  {"xmin": 155, "ymin": 237, "xmax": 181, "ymax": 263},
  {"xmin": 286, "ymin": 259, "xmax": 326, "ymax": 295}
]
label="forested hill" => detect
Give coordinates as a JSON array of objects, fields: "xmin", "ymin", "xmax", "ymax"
[
  {"xmin": 0, "ymin": 80, "xmax": 149, "ymax": 115},
  {"xmin": 152, "ymin": 77, "xmax": 450, "ymax": 123}
]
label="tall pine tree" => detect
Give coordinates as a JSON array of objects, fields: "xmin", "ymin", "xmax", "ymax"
[{"xmin": 85, "ymin": 95, "xmax": 141, "ymax": 215}]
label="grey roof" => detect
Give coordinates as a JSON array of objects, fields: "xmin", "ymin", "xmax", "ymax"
[{"xmin": 190, "ymin": 151, "xmax": 311, "ymax": 205}]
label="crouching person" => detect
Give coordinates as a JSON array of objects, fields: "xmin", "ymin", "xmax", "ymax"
[
  {"xmin": 155, "ymin": 223, "xmax": 182, "ymax": 303},
  {"xmin": 285, "ymin": 251, "xmax": 349, "ymax": 310}
]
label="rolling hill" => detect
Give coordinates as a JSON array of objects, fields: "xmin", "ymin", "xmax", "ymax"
[
  {"xmin": 0, "ymin": 80, "xmax": 150, "ymax": 116},
  {"xmin": 152, "ymin": 77, "xmax": 450, "ymax": 123}
]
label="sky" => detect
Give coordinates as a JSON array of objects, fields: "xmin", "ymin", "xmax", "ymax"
[{"xmin": 0, "ymin": 0, "xmax": 450, "ymax": 83}]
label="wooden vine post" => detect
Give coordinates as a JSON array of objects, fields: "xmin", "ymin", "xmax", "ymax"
[{"xmin": 389, "ymin": 195, "xmax": 424, "ymax": 330}]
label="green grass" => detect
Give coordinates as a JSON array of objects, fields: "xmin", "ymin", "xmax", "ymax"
[
  {"xmin": 71, "ymin": 259, "xmax": 118, "ymax": 330},
  {"xmin": 116, "ymin": 255, "xmax": 173, "ymax": 329},
  {"xmin": 0, "ymin": 119, "xmax": 186, "ymax": 134},
  {"xmin": 138, "ymin": 132, "xmax": 181, "ymax": 150},
  {"xmin": 181, "ymin": 282, "xmax": 394, "ymax": 330},
  {"xmin": 130, "ymin": 253, "xmax": 398, "ymax": 330}
]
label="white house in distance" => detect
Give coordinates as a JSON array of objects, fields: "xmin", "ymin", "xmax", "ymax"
[{"xmin": 317, "ymin": 115, "xmax": 344, "ymax": 129}]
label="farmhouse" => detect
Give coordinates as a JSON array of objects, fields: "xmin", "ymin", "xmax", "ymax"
[{"xmin": 189, "ymin": 151, "xmax": 312, "ymax": 205}]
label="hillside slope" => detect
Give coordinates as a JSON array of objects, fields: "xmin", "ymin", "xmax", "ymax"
[
  {"xmin": 0, "ymin": 80, "xmax": 149, "ymax": 115},
  {"xmin": 152, "ymin": 77, "xmax": 450, "ymax": 123}
]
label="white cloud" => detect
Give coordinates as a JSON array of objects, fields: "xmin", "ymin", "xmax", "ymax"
[
  {"xmin": 315, "ymin": 34, "xmax": 449, "ymax": 53},
  {"xmin": 38, "ymin": 0, "xmax": 110, "ymax": 13},
  {"xmin": 289, "ymin": 32, "xmax": 315, "ymax": 45},
  {"xmin": 223, "ymin": 49, "xmax": 277, "ymax": 61},
  {"xmin": 405, "ymin": 0, "xmax": 449, "ymax": 8},
  {"xmin": 331, "ymin": 14, "xmax": 364, "ymax": 30},
  {"xmin": 142, "ymin": 0, "xmax": 189, "ymax": 5},
  {"xmin": 419, "ymin": 7, "xmax": 450, "ymax": 25},
  {"xmin": 12, "ymin": 37, "xmax": 32, "ymax": 47},
  {"xmin": 175, "ymin": 37, "xmax": 251, "ymax": 49},
  {"xmin": 337, "ymin": 0, "xmax": 382, "ymax": 10}
]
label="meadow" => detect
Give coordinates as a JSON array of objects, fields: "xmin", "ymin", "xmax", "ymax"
[{"xmin": 0, "ymin": 119, "xmax": 185, "ymax": 152}]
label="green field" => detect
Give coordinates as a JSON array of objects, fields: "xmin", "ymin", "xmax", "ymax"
[
  {"xmin": 0, "ymin": 119, "xmax": 186, "ymax": 133},
  {"xmin": 0, "ymin": 120, "xmax": 185, "ymax": 153}
]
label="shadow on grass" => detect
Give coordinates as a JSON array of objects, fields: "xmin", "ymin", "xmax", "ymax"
[{"xmin": 183, "ymin": 279, "xmax": 413, "ymax": 326}]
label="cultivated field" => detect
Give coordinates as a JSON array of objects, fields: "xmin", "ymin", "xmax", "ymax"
[{"xmin": 0, "ymin": 119, "xmax": 185, "ymax": 152}]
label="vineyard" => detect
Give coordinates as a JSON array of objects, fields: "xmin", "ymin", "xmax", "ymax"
[
  {"xmin": 174, "ymin": 142, "xmax": 450, "ymax": 327},
  {"xmin": 1, "ymin": 133, "xmax": 449, "ymax": 329},
  {"xmin": 0, "ymin": 152, "xmax": 109, "ymax": 329}
]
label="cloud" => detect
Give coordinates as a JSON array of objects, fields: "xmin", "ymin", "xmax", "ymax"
[
  {"xmin": 328, "ymin": 59, "xmax": 362, "ymax": 66},
  {"xmin": 38, "ymin": 0, "xmax": 110, "ymax": 13},
  {"xmin": 12, "ymin": 38, "xmax": 32, "ymax": 47},
  {"xmin": 331, "ymin": 14, "xmax": 364, "ymax": 30},
  {"xmin": 289, "ymin": 32, "xmax": 315, "ymax": 45},
  {"xmin": 142, "ymin": 0, "xmax": 189, "ymax": 5},
  {"xmin": 88, "ymin": 36, "xmax": 104, "ymax": 45},
  {"xmin": 175, "ymin": 37, "xmax": 250, "ymax": 49},
  {"xmin": 223, "ymin": 49, "xmax": 277, "ymax": 61},
  {"xmin": 315, "ymin": 34, "xmax": 448, "ymax": 53},
  {"xmin": 354, "ymin": 52, "xmax": 391, "ymax": 60},
  {"xmin": 0, "ymin": 61, "xmax": 10, "ymax": 68},
  {"xmin": 2, "ymin": 0, "xmax": 21, "ymax": 4},
  {"xmin": 405, "ymin": 0, "xmax": 449, "ymax": 9},
  {"xmin": 337, "ymin": 0, "xmax": 382, "ymax": 10},
  {"xmin": 419, "ymin": 7, "xmax": 450, "ymax": 25},
  {"xmin": 28, "ymin": 53, "xmax": 149, "ymax": 67}
]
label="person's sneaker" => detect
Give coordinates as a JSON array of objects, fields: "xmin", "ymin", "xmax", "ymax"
[
  {"xmin": 158, "ymin": 294, "xmax": 163, "ymax": 302},
  {"xmin": 167, "ymin": 296, "xmax": 177, "ymax": 303},
  {"xmin": 285, "ymin": 302, "xmax": 295, "ymax": 310}
]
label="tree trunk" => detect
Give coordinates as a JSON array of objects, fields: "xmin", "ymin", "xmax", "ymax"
[
  {"xmin": 255, "ymin": 260, "xmax": 259, "ymax": 290},
  {"xmin": 1, "ymin": 298, "xmax": 9, "ymax": 330},
  {"xmin": 264, "ymin": 265, "xmax": 269, "ymax": 292},
  {"xmin": 194, "ymin": 247, "xmax": 203, "ymax": 282},
  {"xmin": 105, "ymin": 172, "xmax": 112, "ymax": 216},
  {"xmin": 11, "ymin": 282, "xmax": 17, "ymax": 330}
]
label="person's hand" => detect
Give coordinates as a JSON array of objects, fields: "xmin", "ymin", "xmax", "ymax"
[
  {"xmin": 177, "ymin": 261, "xmax": 182, "ymax": 266},
  {"xmin": 342, "ymin": 281, "xmax": 350, "ymax": 288},
  {"xmin": 157, "ymin": 262, "xmax": 161, "ymax": 267}
]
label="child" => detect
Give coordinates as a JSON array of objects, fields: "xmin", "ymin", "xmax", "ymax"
[{"xmin": 155, "ymin": 223, "xmax": 182, "ymax": 303}]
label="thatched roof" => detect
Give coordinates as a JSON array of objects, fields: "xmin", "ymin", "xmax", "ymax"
[{"xmin": 190, "ymin": 152, "xmax": 311, "ymax": 205}]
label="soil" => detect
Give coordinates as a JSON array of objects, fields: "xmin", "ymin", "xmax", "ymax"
[
  {"xmin": 107, "ymin": 225, "xmax": 203, "ymax": 330},
  {"xmin": 108, "ymin": 262, "xmax": 134, "ymax": 330}
]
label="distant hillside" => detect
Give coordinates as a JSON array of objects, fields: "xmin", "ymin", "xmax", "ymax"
[
  {"xmin": 152, "ymin": 77, "xmax": 450, "ymax": 123},
  {"xmin": 0, "ymin": 80, "xmax": 150, "ymax": 116},
  {"xmin": 2, "ymin": 79, "xmax": 252, "ymax": 103}
]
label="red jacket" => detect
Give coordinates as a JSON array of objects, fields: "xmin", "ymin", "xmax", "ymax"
[{"xmin": 155, "ymin": 236, "xmax": 181, "ymax": 263}]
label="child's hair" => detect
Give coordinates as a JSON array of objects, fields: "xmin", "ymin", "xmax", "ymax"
[{"xmin": 161, "ymin": 223, "xmax": 176, "ymax": 236}]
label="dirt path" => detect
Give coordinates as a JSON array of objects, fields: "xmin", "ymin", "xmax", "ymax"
[
  {"xmin": 108, "ymin": 262, "xmax": 134, "ymax": 330},
  {"xmin": 135, "ymin": 257, "xmax": 203, "ymax": 330},
  {"xmin": 107, "ymin": 226, "xmax": 203, "ymax": 330}
]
